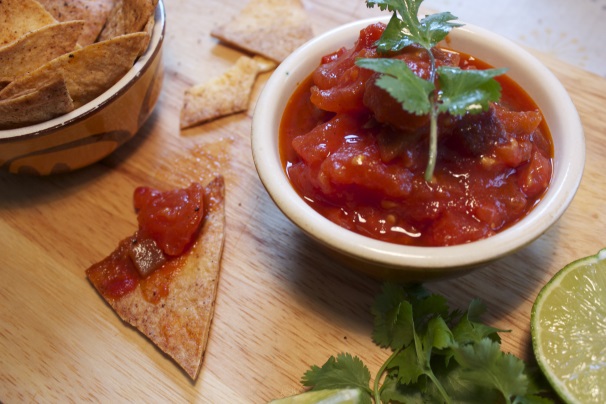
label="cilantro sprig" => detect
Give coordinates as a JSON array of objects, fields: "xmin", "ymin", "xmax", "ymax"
[
  {"xmin": 301, "ymin": 283, "xmax": 552, "ymax": 403},
  {"xmin": 356, "ymin": 0, "xmax": 507, "ymax": 181}
]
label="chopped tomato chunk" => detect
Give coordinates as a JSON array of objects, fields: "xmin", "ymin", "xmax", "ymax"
[
  {"xmin": 87, "ymin": 183, "xmax": 206, "ymax": 300},
  {"xmin": 134, "ymin": 183, "xmax": 204, "ymax": 256},
  {"xmin": 86, "ymin": 237, "xmax": 140, "ymax": 299},
  {"xmin": 310, "ymin": 23, "xmax": 383, "ymax": 113}
]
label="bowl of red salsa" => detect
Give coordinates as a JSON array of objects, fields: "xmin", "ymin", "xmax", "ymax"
[{"xmin": 252, "ymin": 17, "xmax": 584, "ymax": 280}]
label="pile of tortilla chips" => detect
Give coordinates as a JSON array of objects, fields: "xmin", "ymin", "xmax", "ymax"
[{"xmin": 0, "ymin": 0, "xmax": 158, "ymax": 130}]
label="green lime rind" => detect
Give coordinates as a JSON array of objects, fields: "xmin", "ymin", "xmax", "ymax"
[
  {"xmin": 531, "ymin": 248, "xmax": 606, "ymax": 404},
  {"xmin": 268, "ymin": 388, "xmax": 362, "ymax": 404}
]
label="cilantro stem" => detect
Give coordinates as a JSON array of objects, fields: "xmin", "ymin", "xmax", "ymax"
[
  {"xmin": 427, "ymin": 370, "xmax": 453, "ymax": 404},
  {"xmin": 373, "ymin": 348, "xmax": 400, "ymax": 403},
  {"xmin": 412, "ymin": 328, "xmax": 453, "ymax": 404},
  {"xmin": 427, "ymin": 50, "xmax": 437, "ymax": 83},
  {"xmin": 425, "ymin": 103, "xmax": 439, "ymax": 182},
  {"xmin": 424, "ymin": 51, "xmax": 438, "ymax": 182}
]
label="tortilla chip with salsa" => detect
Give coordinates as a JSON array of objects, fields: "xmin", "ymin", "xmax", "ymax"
[{"xmin": 86, "ymin": 177, "xmax": 226, "ymax": 380}]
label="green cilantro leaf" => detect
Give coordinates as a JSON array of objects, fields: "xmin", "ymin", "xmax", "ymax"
[
  {"xmin": 389, "ymin": 345, "xmax": 423, "ymax": 384},
  {"xmin": 430, "ymin": 361, "xmax": 502, "ymax": 403},
  {"xmin": 301, "ymin": 353, "xmax": 373, "ymax": 403},
  {"xmin": 452, "ymin": 298, "xmax": 508, "ymax": 346},
  {"xmin": 425, "ymin": 315, "xmax": 454, "ymax": 351},
  {"xmin": 409, "ymin": 292, "xmax": 450, "ymax": 326},
  {"xmin": 379, "ymin": 372, "xmax": 425, "ymax": 403},
  {"xmin": 357, "ymin": 0, "xmax": 507, "ymax": 181},
  {"xmin": 437, "ymin": 66, "xmax": 508, "ymax": 115},
  {"xmin": 415, "ymin": 317, "xmax": 455, "ymax": 401},
  {"xmin": 366, "ymin": 0, "xmax": 461, "ymax": 51},
  {"xmin": 293, "ymin": 283, "xmax": 552, "ymax": 404},
  {"xmin": 371, "ymin": 283, "xmax": 415, "ymax": 350},
  {"xmin": 356, "ymin": 58, "xmax": 433, "ymax": 115},
  {"xmin": 375, "ymin": 13, "xmax": 416, "ymax": 52},
  {"xmin": 417, "ymin": 11, "xmax": 462, "ymax": 48},
  {"xmin": 365, "ymin": 0, "xmax": 422, "ymax": 17},
  {"xmin": 453, "ymin": 338, "xmax": 529, "ymax": 402}
]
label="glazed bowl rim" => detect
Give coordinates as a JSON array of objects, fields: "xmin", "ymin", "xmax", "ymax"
[
  {"xmin": 0, "ymin": 0, "xmax": 166, "ymax": 142},
  {"xmin": 252, "ymin": 16, "xmax": 585, "ymax": 271}
]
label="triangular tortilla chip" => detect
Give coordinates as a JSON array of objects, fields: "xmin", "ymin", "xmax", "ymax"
[
  {"xmin": 210, "ymin": 0, "xmax": 313, "ymax": 62},
  {"xmin": 180, "ymin": 56, "xmax": 261, "ymax": 129},
  {"xmin": 0, "ymin": 78, "xmax": 73, "ymax": 129},
  {"xmin": 0, "ymin": 32, "xmax": 149, "ymax": 108},
  {"xmin": 36, "ymin": 0, "xmax": 116, "ymax": 46},
  {"xmin": 0, "ymin": 0, "xmax": 57, "ymax": 46},
  {"xmin": 98, "ymin": 0, "xmax": 158, "ymax": 42},
  {"xmin": 253, "ymin": 55, "xmax": 278, "ymax": 74},
  {"xmin": 86, "ymin": 177, "xmax": 226, "ymax": 379},
  {"xmin": 0, "ymin": 21, "xmax": 85, "ymax": 84}
]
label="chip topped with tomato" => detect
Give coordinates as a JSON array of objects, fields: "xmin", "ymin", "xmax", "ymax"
[{"xmin": 86, "ymin": 177, "xmax": 226, "ymax": 379}]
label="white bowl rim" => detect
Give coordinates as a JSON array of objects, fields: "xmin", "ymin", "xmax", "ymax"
[
  {"xmin": 0, "ymin": 0, "xmax": 166, "ymax": 141},
  {"xmin": 252, "ymin": 16, "xmax": 585, "ymax": 271}
]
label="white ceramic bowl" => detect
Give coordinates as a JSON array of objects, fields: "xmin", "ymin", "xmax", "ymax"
[
  {"xmin": 0, "ymin": 1, "xmax": 165, "ymax": 175},
  {"xmin": 252, "ymin": 17, "xmax": 585, "ymax": 281}
]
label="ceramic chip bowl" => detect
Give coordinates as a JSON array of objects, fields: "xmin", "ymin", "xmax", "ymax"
[
  {"xmin": 0, "ymin": 1, "xmax": 165, "ymax": 176},
  {"xmin": 252, "ymin": 17, "xmax": 585, "ymax": 281}
]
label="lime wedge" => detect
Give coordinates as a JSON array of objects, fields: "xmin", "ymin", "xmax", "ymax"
[
  {"xmin": 268, "ymin": 388, "xmax": 362, "ymax": 404},
  {"xmin": 531, "ymin": 248, "xmax": 606, "ymax": 403}
]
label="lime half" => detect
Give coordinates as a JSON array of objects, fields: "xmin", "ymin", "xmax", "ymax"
[
  {"xmin": 268, "ymin": 388, "xmax": 362, "ymax": 404},
  {"xmin": 531, "ymin": 248, "xmax": 606, "ymax": 403}
]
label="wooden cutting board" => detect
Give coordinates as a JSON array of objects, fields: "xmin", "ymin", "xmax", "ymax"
[{"xmin": 1, "ymin": 0, "xmax": 604, "ymax": 402}]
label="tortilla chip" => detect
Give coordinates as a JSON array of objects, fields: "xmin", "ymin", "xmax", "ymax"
[
  {"xmin": 0, "ymin": 21, "xmax": 85, "ymax": 83},
  {"xmin": 0, "ymin": 78, "xmax": 74, "ymax": 129},
  {"xmin": 0, "ymin": 32, "xmax": 150, "ymax": 109},
  {"xmin": 139, "ymin": 11, "xmax": 156, "ymax": 51},
  {"xmin": 0, "ymin": 0, "xmax": 57, "ymax": 46},
  {"xmin": 210, "ymin": 0, "xmax": 313, "ymax": 62},
  {"xmin": 180, "ymin": 56, "xmax": 261, "ymax": 129},
  {"xmin": 253, "ymin": 55, "xmax": 278, "ymax": 73},
  {"xmin": 98, "ymin": 0, "xmax": 157, "ymax": 42},
  {"xmin": 87, "ymin": 177, "xmax": 226, "ymax": 380},
  {"xmin": 36, "ymin": 0, "xmax": 116, "ymax": 46}
]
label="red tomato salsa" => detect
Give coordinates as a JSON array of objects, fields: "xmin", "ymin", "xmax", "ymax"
[
  {"xmin": 86, "ymin": 183, "xmax": 205, "ymax": 300},
  {"xmin": 280, "ymin": 23, "xmax": 553, "ymax": 247}
]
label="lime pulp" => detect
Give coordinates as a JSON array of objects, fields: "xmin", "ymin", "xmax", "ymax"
[{"xmin": 531, "ymin": 248, "xmax": 606, "ymax": 403}]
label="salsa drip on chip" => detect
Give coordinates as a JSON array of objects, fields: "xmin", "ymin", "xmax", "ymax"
[
  {"xmin": 0, "ymin": 0, "xmax": 158, "ymax": 130},
  {"xmin": 86, "ymin": 177, "xmax": 226, "ymax": 380},
  {"xmin": 88, "ymin": 182, "xmax": 207, "ymax": 299}
]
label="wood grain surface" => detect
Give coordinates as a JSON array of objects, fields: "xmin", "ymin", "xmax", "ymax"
[{"xmin": 1, "ymin": 1, "xmax": 604, "ymax": 402}]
